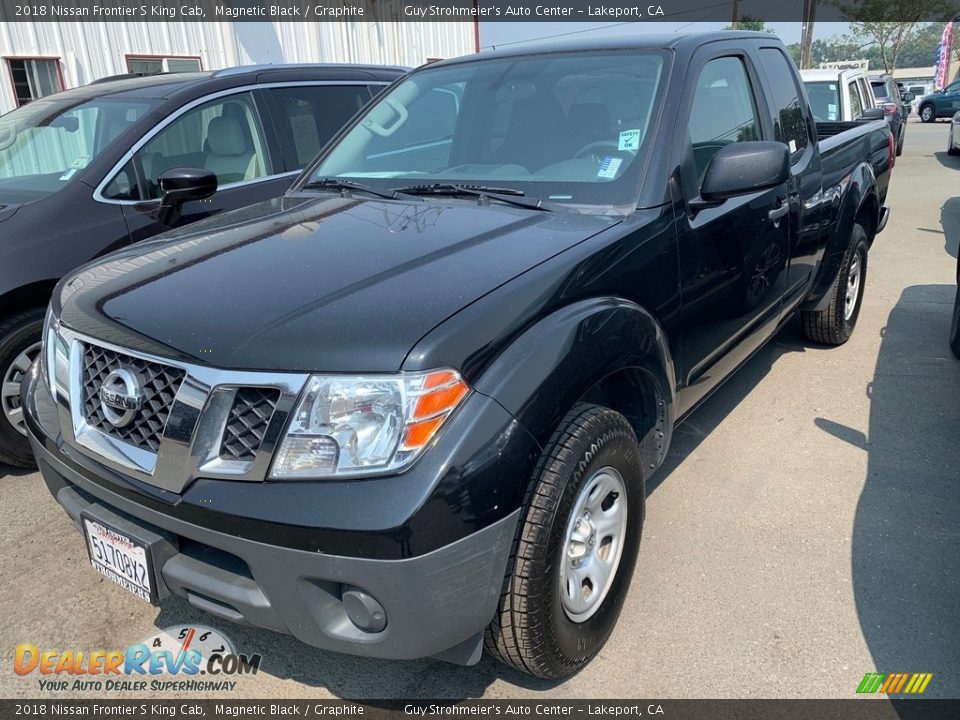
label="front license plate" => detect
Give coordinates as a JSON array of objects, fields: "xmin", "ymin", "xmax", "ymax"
[{"xmin": 82, "ymin": 516, "xmax": 155, "ymax": 603}]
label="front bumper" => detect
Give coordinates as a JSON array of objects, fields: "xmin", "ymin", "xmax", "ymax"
[{"xmin": 23, "ymin": 365, "xmax": 529, "ymax": 664}]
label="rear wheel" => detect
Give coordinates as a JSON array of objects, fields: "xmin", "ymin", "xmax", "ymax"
[
  {"xmin": 0, "ymin": 308, "xmax": 45, "ymax": 468},
  {"xmin": 801, "ymin": 224, "xmax": 868, "ymax": 346},
  {"xmin": 896, "ymin": 127, "xmax": 904, "ymax": 156},
  {"xmin": 920, "ymin": 104, "xmax": 935, "ymax": 123},
  {"xmin": 485, "ymin": 403, "xmax": 645, "ymax": 680}
]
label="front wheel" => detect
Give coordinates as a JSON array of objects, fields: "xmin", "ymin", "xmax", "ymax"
[
  {"xmin": 920, "ymin": 105, "xmax": 935, "ymax": 123},
  {"xmin": 801, "ymin": 223, "xmax": 868, "ymax": 346},
  {"xmin": 0, "ymin": 308, "xmax": 45, "ymax": 468},
  {"xmin": 485, "ymin": 403, "xmax": 645, "ymax": 680}
]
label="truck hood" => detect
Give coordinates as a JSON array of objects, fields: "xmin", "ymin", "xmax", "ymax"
[{"xmin": 57, "ymin": 194, "xmax": 619, "ymax": 372}]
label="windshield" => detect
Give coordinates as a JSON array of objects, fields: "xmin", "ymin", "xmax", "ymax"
[
  {"xmin": 804, "ymin": 82, "xmax": 841, "ymax": 122},
  {"xmin": 305, "ymin": 50, "xmax": 668, "ymax": 211},
  {"xmin": 0, "ymin": 95, "xmax": 156, "ymax": 202}
]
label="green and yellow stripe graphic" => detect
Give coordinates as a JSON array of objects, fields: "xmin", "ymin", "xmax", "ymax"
[{"xmin": 857, "ymin": 672, "xmax": 933, "ymax": 694}]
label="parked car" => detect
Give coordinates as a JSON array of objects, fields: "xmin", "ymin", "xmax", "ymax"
[
  {"xmin": 801, "ymin": 68, "xmax": 877, "ymax": 123},
  {"xmin": 869, "ymin": 73, "xmax": 912, "ymax": 156},
  {"xmin": 23, "ymin": 32, "xmax": 893, "ymax": 680},
  {"xmin": 949, "ymin": 111, "xmax": 960, "ymax": 156},
  {"xmin": 919, "ymin": 79, "xmax": 960, "ymax": 123},
  {"xmin": 0, "ymin": 63, "xmax": 406, "ymax": 467}
]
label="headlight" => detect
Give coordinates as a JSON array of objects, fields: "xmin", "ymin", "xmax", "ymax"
[
  {"xmin": 270, "ymin": 369, "xmax": 469, "ymax": 479},
  {"xmin": 42, "ymin": 306, "xmax": 69, "ymax": 400},
  {"xmin": 41, "ymin": 306, "xmax": 58, "ymax": 396}
]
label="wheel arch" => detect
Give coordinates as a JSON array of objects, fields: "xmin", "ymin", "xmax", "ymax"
[
  {"xmin": 473, "ymin": 297, "xmax": 677, "ymax": 476},
  {"xmin": 801, "ymin": 165, "xmax": 878, "ymax": 312},
  {"xmin": 0, "ymin": 280, "xmax": 58, "ymax": 320}
]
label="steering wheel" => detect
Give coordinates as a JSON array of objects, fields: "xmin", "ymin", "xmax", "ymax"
[{"xmin": 573, "ymin": 140, "xmax": 621, "ymax": 161}]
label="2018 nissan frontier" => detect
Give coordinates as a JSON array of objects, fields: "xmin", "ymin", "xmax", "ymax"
[{"xmin": 23, "ymin": 33, "xmax": 893, "ymax": 679}]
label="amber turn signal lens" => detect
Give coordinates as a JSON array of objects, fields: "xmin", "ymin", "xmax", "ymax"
[
  {"xmin": 414, "ymin": 381, "xmax": 468, "ymax": 420},
  {"xmin": 401, "ymin": 416, "xmax": 445, "ymax": 451}
]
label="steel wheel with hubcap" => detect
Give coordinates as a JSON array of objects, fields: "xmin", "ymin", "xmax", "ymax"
[
  {"xmin": 920, "ymin": 105, "xmax": 935, "ymax": 123},
  {"xmin": 486, "ymin": 403, "xmax": 645, "ymax": 679},
  {"xmin": 2, "ymin": 340, "xmax": 40, "ymax": 437},
  {"xmin": 0, "ymin": 307, "xmax": 46, "ymax": 468},
  {"xmin": 801, "ymin": 223, "xmax": 869, "ymax": 346},
  {"xmin": 844, "ymin": 251, "xmax": 861, "ymax": 323},
  {"xmin": 560, "ymin": 466, "xmax": 629, "ymax": 623}
]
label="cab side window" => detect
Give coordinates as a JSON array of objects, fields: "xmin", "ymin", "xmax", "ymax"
[
  {"xmin": 103, "ymin": 92, "xmax": 271, "ymax": 200},
  {"xmin": 688, "ymin": 56, "xmax": 761, "ymax": 185},
  {"xmin": 758, "ymin": 47, "xmax": 809, "ymax": 162},
  {"xmin": 267, "ymin": 85, "xmax": 374, "ymax": 169},
  {"xmin": 848, "ymin": 81, "xmax": 863, "ymax": 119}
]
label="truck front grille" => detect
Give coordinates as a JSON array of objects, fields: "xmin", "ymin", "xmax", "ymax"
[
  {"xmin": 219, "ymin": 388, "xmax": 281, "ymax": 461},
  {"xmin": 81, "ymin": 343, "xmax": 186, "ymax": 453}
]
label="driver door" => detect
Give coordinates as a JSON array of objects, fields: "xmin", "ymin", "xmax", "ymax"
[{"xmin": 671, "ymin": 50, "xmax": 790, "ymax": 416}]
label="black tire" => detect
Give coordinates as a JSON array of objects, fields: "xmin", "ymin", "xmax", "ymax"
[
  {"xmin": 485, "ymin": 403, "xmax": 645, "ymax": 680},
  {"xmin": 948, "ymin": 143, "xmax": 960, "ymax": 157},
  {"xmin": 0, "ymin": 308, "xmax": 45, "ymax": 468},
  {"xmin": 895, "ymin": 128, "xmax": 904, "ymax": 156},
  {"xmin": 919, "ymin": 104, "xmax": 935, "ymax": 123},
  {"xmin": 950, "ymin": 283, "xmax": 960, "ymax": 360},
  {"xmin": 801, "ymin": 224, "xmax": 868, "ymax": 346}
]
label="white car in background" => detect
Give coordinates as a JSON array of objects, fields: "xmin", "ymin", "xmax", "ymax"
[
  {"xmin": 949, "ymin": 111, "xmax": 960, "ymax": 156},
  {"xmin": 801, "ymin": 68, "xmax": 877, "ymax": 123}
]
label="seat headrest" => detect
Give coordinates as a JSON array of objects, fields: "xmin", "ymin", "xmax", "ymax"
[
  {"xmin": 568, "ymin": 103, "xmax": 610, "ymax": 134},
  {"xmin": 207, "ymin": 116, "xmax": 248, "ymax": 156}
]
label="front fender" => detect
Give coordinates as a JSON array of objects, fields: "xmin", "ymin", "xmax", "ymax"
[{"xmin": 473, "ymin": 297, "xmax": 677, "ymax": 473}]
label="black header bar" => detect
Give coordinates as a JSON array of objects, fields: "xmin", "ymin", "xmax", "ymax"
[{"xmin": 1, "ymin": 0, "xmax": 960, "ymax": 24}]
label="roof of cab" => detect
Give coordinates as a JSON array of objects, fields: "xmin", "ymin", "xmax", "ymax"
[
  {"xmin": 800, "ymin": 68, "xmax": 867, "ymax": 81},
  {"xmin": 427, "ymin": 31, "xmax": 779, "ymax": 68},
  {"xmin": 19, "ymin": 63, "xmax": 408, "ymax": 106}
]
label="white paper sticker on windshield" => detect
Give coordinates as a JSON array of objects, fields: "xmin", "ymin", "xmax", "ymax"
[
  {"xmin": 59, "ymin": 168, "xmax": 78, "ymax": 181},
  {"xmin": 597, "ymin": 156, "xmax": 622, "ymax": 179},
  {"xmin": 827, "ymin": 103, "xmax": 837, "ymax": 114},
  {"xmin": 618, "ymin": 129, "xmax": 641, "ymax": 152},
  {"xmin": 789, "ymin": 139, "xmax": 797, "ymax": 153}
]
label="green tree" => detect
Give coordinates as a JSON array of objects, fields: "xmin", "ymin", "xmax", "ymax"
[
  {"xmin": 725, "ymin": 15, "xmax": 775, "ymax": 33},
  {"xmin": 832, "ymin": 0, "xmax": 954, "ymax": 72}
]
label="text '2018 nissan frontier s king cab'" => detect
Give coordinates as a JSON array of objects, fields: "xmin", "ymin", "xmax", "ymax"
[{"xmin": 23, "ymin": 33, "xmax": 893, "ymax": 680}]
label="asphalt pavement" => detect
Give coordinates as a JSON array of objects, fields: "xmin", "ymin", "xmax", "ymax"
[{"xmin": 1, "ymin": 119, "xmax": 958, "ymax": 701}]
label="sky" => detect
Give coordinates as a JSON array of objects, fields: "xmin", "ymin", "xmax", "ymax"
[{"xmin": 479, "ymin": 21, "xmax": 854, "ymax": 51}]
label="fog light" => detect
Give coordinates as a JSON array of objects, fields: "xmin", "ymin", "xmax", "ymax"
[{"xmin": 341, "ymin": 586, "xmax": 387, "ymax": 633}]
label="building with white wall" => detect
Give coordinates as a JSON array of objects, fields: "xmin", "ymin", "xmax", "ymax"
[{"xmin": 0, "ymin": 20, "xmax": 477, "ymax": 114}]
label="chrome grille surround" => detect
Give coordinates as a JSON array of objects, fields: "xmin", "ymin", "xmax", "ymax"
[{"xmin": 51, "ymin": 326, "xmax": 309, "ymax": 493}]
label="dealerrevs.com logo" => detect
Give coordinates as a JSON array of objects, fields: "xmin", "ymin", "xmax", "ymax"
[{"xmin": 14, "ymin": 626, "xmax": 261, "ymax": 693}]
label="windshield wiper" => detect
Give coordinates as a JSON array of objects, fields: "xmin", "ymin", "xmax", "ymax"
[
  {"xmin": 391, "ymin": 183, "xmax": 554, "ymax": 212},
  {"xmin": 300, "ymin": 177, "xmax": 398, "ymax": 200}
]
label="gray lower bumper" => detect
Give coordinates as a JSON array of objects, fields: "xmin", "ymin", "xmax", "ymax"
[{"xmin": 32, "ymin": 435, "xmax": 519, "ymax": 665}]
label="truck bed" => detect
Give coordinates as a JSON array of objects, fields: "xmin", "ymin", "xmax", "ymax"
[{"xmin": 818, "ymin": 119, "xmax": 892, "ymax": 207}]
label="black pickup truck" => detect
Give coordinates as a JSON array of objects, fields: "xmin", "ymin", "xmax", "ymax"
[{"xmin": 23, "ymin": 33, "xmax": 893, "ymax": 680}]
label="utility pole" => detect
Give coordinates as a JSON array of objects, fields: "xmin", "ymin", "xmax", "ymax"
[
  {"xmin": 731, "ymin": 0, "xmax": 739, "ymax": 29},
  {"xmin": 800, "ymin": 0, "xmax": 817, "ymax": 69}
]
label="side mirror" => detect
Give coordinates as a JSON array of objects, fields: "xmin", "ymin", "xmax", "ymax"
[
  {"xmin": 695, "ymin": 141, "xmax": 789, "ymax": 207},
  {"xmin": 156, "ymin": 167, "xmax": 217, "ymax": 226},
  {"xmin": 860, "ymin": 107, "xmax": 886, "ymax": 121},
  {"xmin": 902, "ymin": 92, "xmax": 915, "ymax": 103}
]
